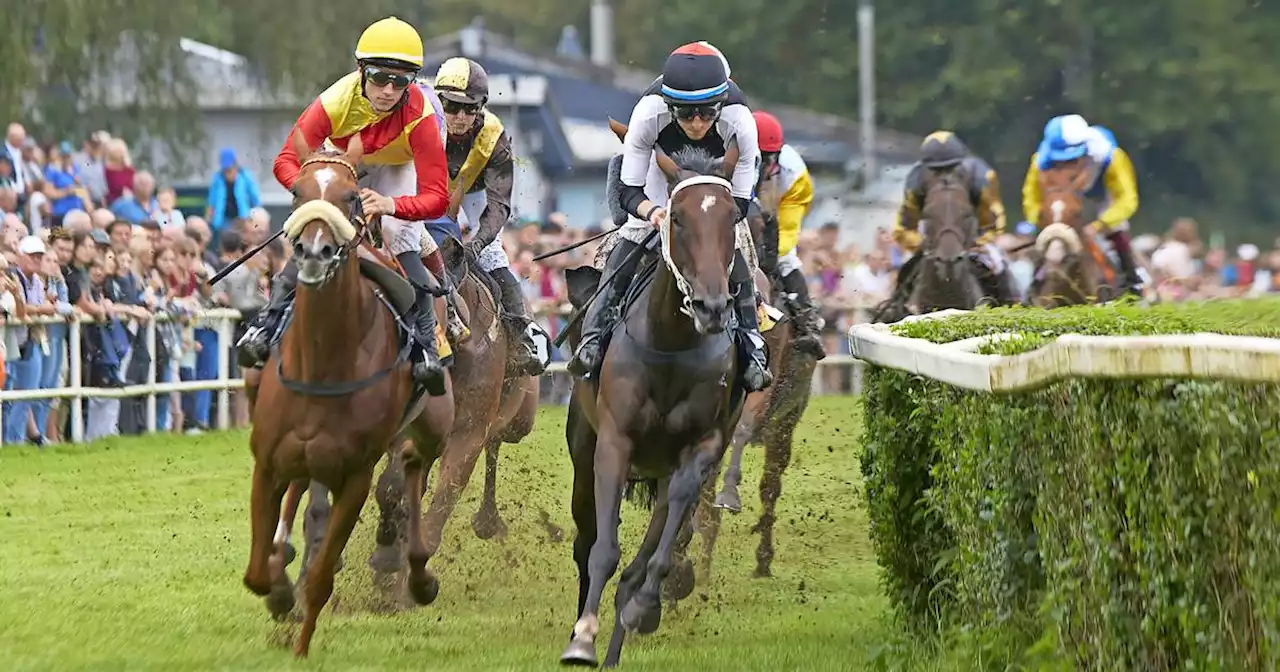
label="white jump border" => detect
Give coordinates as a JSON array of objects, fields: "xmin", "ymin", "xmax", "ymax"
[{"xmin": 847, "ymin": 309, "xmax": 1280, "ymax": 392}]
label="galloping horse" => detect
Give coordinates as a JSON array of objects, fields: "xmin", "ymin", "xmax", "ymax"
[
  {"xmin": 1028, "ymin": 157, "xmax": 1121, "ymax": 308},
  {"xmin": 559, "ymin": 133, "xmax": 747, "ymax": 667},
  {"xmin": 364, "ymin": 235, "xmax": 539, "ymax": 600},
  {"xmin": 874, "ymin": 168, "xmax": 990, "ymax": 323},
  {"xmin": 240, "ymin": 138, "xmax": 455, "ymax": 657}
]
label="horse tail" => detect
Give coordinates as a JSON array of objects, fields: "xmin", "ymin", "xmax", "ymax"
[{"xmin": 623, "ymin": 478, "xmax": 659, "ymax": 510}]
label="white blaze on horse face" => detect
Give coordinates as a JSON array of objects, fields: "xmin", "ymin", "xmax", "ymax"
[
  {"xmin": 700, "ymin": 194, "xmax": 717, "ymax": 212},
  {"xmin": 1050, "ymin": 200, "xmax": 1065, "ymax": 224},
  {"xmin": 313, "ymin": 167, "xmax": 336, "ymax": 200}
]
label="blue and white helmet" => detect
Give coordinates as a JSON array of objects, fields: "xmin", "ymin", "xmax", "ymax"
[{"xmin": 1037, "ymin": 114, "xmax": 1115, "ymax": 170}]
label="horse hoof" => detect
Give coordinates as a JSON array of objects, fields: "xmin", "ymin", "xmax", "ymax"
[
  {"xmin": 471, "ymin": 510, "xmax": 508, "ymax": 540},
  {"xmin": 714, "ymin": 488, "xmax": 743, "ymax": 513},
  {"xmin": 619, "ymin": 596, "xmax": 659, "ymax": 634},
  {"xmin": 559, "ymin": 638, "xmax": 598, "ymax": 666},
  {"xmin": 368, "ymin": 544, "xmax": 402, "ymax": 574},
  {"xmin": 408, "ymin": 569, "xmax": 440, "ymax": 606},
  {"xmin": 662, "ymin": 559, "xmax": 696, "ymax": 603},
  {"xmin": 283, "ymin": 543, "xmax": 297, "ymax": 566},
  {"xmin": 265, "ymin": 582, "xmax": 296, "ymax": 620}
]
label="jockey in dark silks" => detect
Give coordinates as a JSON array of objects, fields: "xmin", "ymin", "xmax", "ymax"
[
  {"xmin": 567, "ymin": 41, "xmax": 772, "ymax": 393},
  {"xmin": 431, "ymin": 57, "xmax": 545, "ymax": 376},
  {"xmin": 891, "ymin": 131, "xmax": 1015, "ymax": 304}
]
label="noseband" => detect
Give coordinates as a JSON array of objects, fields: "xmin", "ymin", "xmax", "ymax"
[{"xmin": 658, "ymin": 174, "xmax": 735, "ymax": 318}]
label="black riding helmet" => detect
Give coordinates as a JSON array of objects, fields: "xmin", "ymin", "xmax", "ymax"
[
  {"xmin": 660, "ymin": 42, "xmax": 730, "ymax": 106},
  {"xmin": 920, "ymin": 131, "xmax": 970, "ymax": 169}
]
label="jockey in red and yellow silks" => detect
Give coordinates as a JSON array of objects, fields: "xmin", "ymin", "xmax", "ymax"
[
  {"xmin": 239, "ymin": 16, "xmax": 451, "ymax": 394},
  {"xmin": 1022, "ymin": 114, "xmax": 1143, "ymax": 294}
]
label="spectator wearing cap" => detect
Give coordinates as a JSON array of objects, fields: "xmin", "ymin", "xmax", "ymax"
[
  {"xmin": 205, "ymin": 148, "xmax": 261, "ymax": 243},
  {"xmin": 5, "ymin": 235, "xmax": 51, "ymax": 444}
]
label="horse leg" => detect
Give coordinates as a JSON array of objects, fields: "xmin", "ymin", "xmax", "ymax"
[
  {"xmin": 603, "ymin": 482, "xmax": 672, "ymax": 666},
  {"xmin": 715, "ymin": 421, "xmax": 753, "ymax": 513},
  {"xmin": 265, "ymin": 479, "xmax": 306, "ymax": 619},
  {"xmin": 566, "ymin": 400, "xmax": 598, "ymax": 621},
  {"xmin": 243, "ymin": 461, "xmax": 286, "ymax": 597},
  {"xmin": 293, "ymin": 469, "xmax": 373, "ymax": 658},
  {"xmin": 370, "ymin": 448, "xmax": 407, "ymax": 575},
  {"xmin": 560, "ymin": 423, "xmax": 632, "ymax": 667},
  {"xmin": 618, "ymin": 435, "xmax": 720, "ymax": 636},
  {"xmin": 471, "ymin": 436, "xmax": 507, "ymax": 540},
  {"xmin": 695, "ymin": 462, "xmax": 726, "ymax": 587},
  {"xmin": 753, "ymin": 412, "xmax": 798, "ymax": 578},
  {"xmin": 401, "ymin": 443, "xmax": 440, "ymax": 606},
  {"xmin": 664, "ymin": 466, "xmax": 719, "ymax": 604},
  {"xmin": 417, "ymin": 425, "xmax": 488, "ymax": 604},
  {"xmin": 300, "ymin": 481, "xmax": 330, "ymax": 582},
  {"xmin": 277, "ymin": 479, "xmax": 307, "ymax": 567}
]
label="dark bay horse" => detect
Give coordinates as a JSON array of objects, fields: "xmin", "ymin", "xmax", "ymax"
[
  {"xmin": 364, "ymin": 235, "xmax": 539, "ymax": 601},
  {"xmin": 240, "ymin": 139, "xmax": 454, "ymax": 657},
  {"xmin": 1029, "ymin": 157, "xmax": 1120, "ymax": 308},
  {"xmin": 559, "ymin": 133, "xmax": 747, "ymax": 667},
  {"xmin": 874, "ymin": 168, "xmax": 989, "ymax": 323}
]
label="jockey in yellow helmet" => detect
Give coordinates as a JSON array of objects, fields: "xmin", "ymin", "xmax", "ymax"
[
  {"xmin": 1022, "ymin": 114, "xmax": 1142, "ymax": 294},
  {"xmin": 239, "ymin": 16, "xmax": 452, "ymax": 395}
]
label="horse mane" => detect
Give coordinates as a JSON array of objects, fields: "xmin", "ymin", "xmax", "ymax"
[{"xmin": 668, "ymin": 146, "xmax": 725, "ymax": 177}]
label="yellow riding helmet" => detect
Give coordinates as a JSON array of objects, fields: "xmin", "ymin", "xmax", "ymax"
[{"xmin": 354, "ymin": 16, "xmax": 424, "ymax": 70}]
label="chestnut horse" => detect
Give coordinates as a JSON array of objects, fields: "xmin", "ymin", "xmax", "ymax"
[
  {"xmin": 559, "ymin": 133, "xmax": 747, "ymax": 667},
  {"xmin": 1029, "ymin": 157, "xmax": 1121, "ymax": 307},
  {"xmin": 240, "ymin": 140, "xmax": 454, "ymax": 657}
]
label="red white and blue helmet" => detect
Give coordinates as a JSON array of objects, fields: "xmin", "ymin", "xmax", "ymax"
[{"xmin": 660, "ymin": 42, "xmax": 731, "ymax": 105}]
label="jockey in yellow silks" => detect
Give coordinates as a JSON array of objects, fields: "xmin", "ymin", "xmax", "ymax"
[
  {"xmin": 750, "ymin": 110, "xmax": 825, "ymax": 359},
  {"xmin": 1022, "ymin": 114, "xmax": 1143, "ymax": 294}
]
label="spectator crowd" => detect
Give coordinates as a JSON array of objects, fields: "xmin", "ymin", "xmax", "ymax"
[{"xmin": 2, "ymin": 120, "xmax": 1275, "ymax": 446}]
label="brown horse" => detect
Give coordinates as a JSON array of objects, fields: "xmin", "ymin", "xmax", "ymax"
[
  {"xmin": 1029, "ymin": 157, "xmax": 1120, "ymax": 308},
  {"xmin": 362, "ymin": 235, "xmax": 539, "ymax": 600},
  {"xmin": 694, "ymin": 206, "xmax": 819, "ymax": 580},
  {"xmin": 559, "ymin": 134, "xmax": 747, "ymax": 668},
  {"xmin": 240, "ymin": 140, "xmax": 454, "ymax": 657},
  {"xmin": 874, "ymin": 167, "xmax": 990, "ymax": 323}
]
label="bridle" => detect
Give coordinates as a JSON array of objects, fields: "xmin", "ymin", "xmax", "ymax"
[
  {"xmin": 658, "ymin": 174, "xmax": 735, "ymax": 319},
  {"xmin": 287, "ymin": 154, "xmax": 372, "ymax": 287}
]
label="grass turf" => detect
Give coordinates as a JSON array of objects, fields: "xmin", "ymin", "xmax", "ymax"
[{"xmin": 0, "ymin": 396, "xmax": 892, "ymax": 671}]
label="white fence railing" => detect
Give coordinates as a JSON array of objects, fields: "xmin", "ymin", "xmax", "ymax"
[
  {"xmin": 1, "ymin": 303, "xmax": 879, "ymax": 446},
  {"xmin": 847, "ymin": 308, "xmax": 1280, "ymax": 390}
]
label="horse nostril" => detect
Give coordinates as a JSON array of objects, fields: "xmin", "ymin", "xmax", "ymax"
[{"xmin": 320, "ymin": 244, "xmax": 335, "ymax": 258}]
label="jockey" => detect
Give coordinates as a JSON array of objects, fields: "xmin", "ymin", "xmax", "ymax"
[
  {"xmin": 1022, "ymin": 114, "xmax": 1142, "ymax": 295},
  {"xmin": 238, "ymin": 16, "xmax": 449, "ymax": 393},
  {"xmin": 567, "ymin": 41, "xmax": 772, "ymax": 392},
  {"xmin": 750, "ymin": 110, "xmax": 825, "ymax": 359},
  {"xmin": 892, "ymin": 131, "xmax": 1014, "ymax": 303},
  {"xmin": 431, "ymin": 57, "xmax": 545, "ymax": 376}
]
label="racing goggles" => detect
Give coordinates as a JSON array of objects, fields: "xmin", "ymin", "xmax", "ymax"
[
  {"xmin": 363, "ymin": 66, "xmax": 414, "ymax": 90},
  {"xmin": 442, "ymin": 100, "xmax": 482, "ymax": 116},
  {"xmin": 669, "ymin": 103, "xmax": 721, "ymax": 122}
]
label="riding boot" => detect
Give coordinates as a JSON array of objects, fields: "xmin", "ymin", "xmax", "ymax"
[
  {"xmin": 732, "ymin": 251, "xmax": 773, "ymax": 393},
  {"xmin": 425, "ymin": 247, "xmax": 469, "ymax": 343},
  {"xmin": 491, "ymin": 266, "xmax": 546, "ymax": 376},
  {"xmin": 237, "ymin": 258, "xmax": 298, "ymax": 368},
  {"xmin": 567, "ymin": 238, "xmax": 641, "ymax": 377},
  {"xmin": 778, "ymin": 269, "xmax": 826, "ymax": 359},
  {"xmin": 1107, "ymin": 229, "xmax": 1144, "ymax": 296},
  {"xmin": 396, "ymin": 251, "xmax": 447, "ymax": 396}
]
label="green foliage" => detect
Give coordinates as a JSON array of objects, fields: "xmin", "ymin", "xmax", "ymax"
[{"xmin": 861, "ymin": 299, "xmax": 1280, "ymax": 669}]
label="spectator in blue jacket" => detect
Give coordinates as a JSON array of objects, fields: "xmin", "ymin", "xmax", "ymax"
[{"xmin": 205, "ymin": 148, "xmax": 261, "ymax": 242}]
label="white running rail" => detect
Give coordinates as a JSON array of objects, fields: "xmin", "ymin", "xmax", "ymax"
[{"xmin": 847, "ymin": 309, "xmax": 1280, "ymax": 392}]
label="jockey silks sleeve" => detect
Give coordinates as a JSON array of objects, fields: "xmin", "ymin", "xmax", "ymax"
[{"xmin": 472, "ymin": 133, "xmax": 514, "ymax": 249}]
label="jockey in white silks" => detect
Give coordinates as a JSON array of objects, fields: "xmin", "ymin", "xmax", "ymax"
[{"xmin": 566, "ymin": 41, "xmax": 772, "ymax": 393}]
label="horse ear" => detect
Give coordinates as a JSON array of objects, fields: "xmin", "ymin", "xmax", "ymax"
[
  {"xmin": 290, "ymin": 129, "xmax": 312, "ymax": 161},
  {"xmin": 654, "ymin": 147, "xmax": 684, "ymax": 186},
  {"xmin": 720, "ymin": 136, "xmax": 740, "ymax": 182},
  {"xmin": 343, "ymin": 134, "xmax": 365, "ymax": 166},
  {"xmin": 607, "ymin": 117, "xmax": 628, "ymax": 142}
]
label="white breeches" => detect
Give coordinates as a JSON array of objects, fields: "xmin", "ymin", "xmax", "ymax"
[
  {"xmin": 361, "ymin": 163, "xmax": 427, "ymax": 256},
  {"xmin": 456, "ymin": 189, "xmax": 509, "ymax": 272},
  {"xmin": 777, "ymin": 249, "xmax": 802, "ymax": 276}
]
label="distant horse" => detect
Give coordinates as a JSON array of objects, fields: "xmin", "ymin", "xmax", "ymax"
[
  {"xmin": 873, "ymin": 167, "xmax": 990, "ymax": 323},
  {"xmin": 1028, "ymin": 157, "xmax": 1121, "ymax": 308},
  {"xmin": 558, "ymin": 133, "xmax": 748, "ymax": 667},
  {"xmin": 240, "ymin": 137, "xmax": 454, "ymax": 657}
]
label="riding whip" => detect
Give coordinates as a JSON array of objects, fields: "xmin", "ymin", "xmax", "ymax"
[
  {"xmin": 533, "ymin": 227, "xmax": 617, "ymax": 262},
  {"xmin": 209, "ymin": 227, "xmax": 287, "ymax": 286}
]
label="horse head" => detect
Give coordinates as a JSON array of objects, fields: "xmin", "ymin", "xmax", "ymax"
[
  {"xmin": 919, "ymin": 167, "xmax": 979, "ymax": 284},
  {"xmin": 283, "ymin": 132, "xmax": 365, "ymax": 288},
  {"xmin": 1035, "ymin": 157, "xmax": 1094, "ymax": 268}
]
